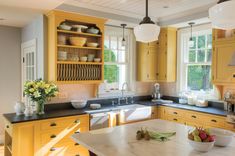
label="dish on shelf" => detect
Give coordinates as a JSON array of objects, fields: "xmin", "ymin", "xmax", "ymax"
[
  {"xmin": 58, "ymin": 51, "xmax": 67, "ymax": 61},
  {"xmin": 69, "ymin": 37, "xmax": 87, "ymax": 47},
  {"xmin": 88, "ymin": 54, "xmax": 95, "ymax": 62},
  {"xmin": 71, "ymin": 100, "xmax": 87, "ymax": 109},
  {"xmin": 58, "ymin": 23, "xmax": 72, "ymax": 31},
  {"xmin": 87, "ymin": 27, "xmax": 99, "ymax": 34},
  {"xmin": 57, "ymin": 34, "xmax": 67, "ymax": 45},
  {"xmin": 80, "ymin": 56, "xmax": 88, "ymax": 62},
  {"xmin": 94, "ymin": 58, "xmax": 101, "ymax": 62},
  {"xmin": 87, "ymin": 42, "xmax": 99, "ymax": 48},
  {"xmin": 72, "ymin": 25, "xmax": 88, "ymax": 33}
]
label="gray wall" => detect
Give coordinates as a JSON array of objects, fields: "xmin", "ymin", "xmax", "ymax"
[
  {"xmin": 21, "ymin": 15, "xmax": 47, "ymax": 79},
  {"xmin": 0, "ymin": 25, "xmax": 21, "ymax": 144}
]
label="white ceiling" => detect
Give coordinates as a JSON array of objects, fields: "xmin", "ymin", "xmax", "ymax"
[
  {"xmin": 0, "ymin": 0, "xmax": 66, "ymax": 27},
  {"xmin": 65, "ymin": 0, "xmax": 217, "ymax": 22}
]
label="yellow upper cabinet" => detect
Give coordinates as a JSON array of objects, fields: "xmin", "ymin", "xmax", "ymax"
[
  {"xmin": 47, "ymin": 10, "xmax": 107, "ymax": 84},
  {"xmin": 136, "ymin": 27, "xmax": 177, "ymax": 82},
  {"xmin": 212, "ymin": 40, "xmax": 235, "ymax": 84},
  {"xmin": 213, "ymin": 29, "xmax": 235, "ymax": 43}
]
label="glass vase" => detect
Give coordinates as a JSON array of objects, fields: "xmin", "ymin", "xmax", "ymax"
[{"xmin": 36, "ymin": 101, "xmax": 45, "ymax": 115}]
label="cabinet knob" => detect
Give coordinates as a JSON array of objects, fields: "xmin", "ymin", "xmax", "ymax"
[
  {"xmin": 173, "ymin": 118, "xmax": 178, "ymax": 121},
  {"xmin": 75, "ymin": 143, "xmax": 79, "ymax": 146},
  {"xmin": 173, "ymin": 112, "xmax": 178, "ymax": 115},
  {"xmin": 6, "ymin": 125, "xmax": 9, "ymax": 129},
  {"xmin": 211, "ymin": 119, "xmax": 217, "ymax": 123},
  {"xmin": 50, "ymin": 134, "xmax": 56, "ymax": 138},
  {"xmin": 50, "ymin": 123, "xmax": 57, "ymax": 127},
  {"xmin": 74, "ymin": 131, "xmax": 80, "ymax": 134},
  {"xmin": 191, "ymin": 115, "xmax": 197, "ymax": 118},
  {"xmin": 74, "ymin": 119, "xmax": 81, "ymax": 124},
  {"xmin": 50, "ymin": 147, "xmax": 56, "ymax": 151}
]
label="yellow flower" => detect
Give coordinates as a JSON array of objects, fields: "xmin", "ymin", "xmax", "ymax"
[
  {"xmin": 33, "ymin": 91, "xmax": 41, "ymax": 98},
  {"xmin": 29, "ymin": 88, "xmax": 35, "ymax": 93}
]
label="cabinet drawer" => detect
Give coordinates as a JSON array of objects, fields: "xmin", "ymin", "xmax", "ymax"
[
  {"xmin": 41, "ymin": 126, "xmax": 89, "ymax": 145},
  {"xmin": 204, "ymin": 116, "xmax": 225, "ymax": 128},
  {"xmin": 225, "ymin": 123, "xmax": 235, "ymax": 132},
  {"xmin": 43, "ymin": 140, "xmax": 89, "ymax": 156},
  {"xmin": 40, "ymin": 115, "xmax": 89, "ymax": 131},
  {"xmin": 185, "ymin": 112, "xmax": 204, "ymax": 124},
  {"xmin": 165, "ymin": 108, "xmax": 184, "ymax": 117},
  {"xmin": 166, "ymin": 116, "xmax": 184, "ymax": 124}
]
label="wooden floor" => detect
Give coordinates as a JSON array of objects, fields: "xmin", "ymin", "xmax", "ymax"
[{"xmin": 0, "ymin": 146, "xmax": 4, "ymax": 156}]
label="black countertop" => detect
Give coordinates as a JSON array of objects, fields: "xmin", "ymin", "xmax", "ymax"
[{"xmin": 3, "ymin": 96, "xmax": 228, "ymax": 124}]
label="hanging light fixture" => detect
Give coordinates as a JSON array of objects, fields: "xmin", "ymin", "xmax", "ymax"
[
  {"xmin": 121, "ymin": 24, "xmax": 127, "ymax": 46},
  {"xmin": 188, "ymin": 22, "xmax": 195, "ymax": 48},
  {"xmin": 209, "ymin": 0, "xmax": 235, "ymax": 30},
  {"xmin": 134, "ymin": 0, "xmax": 160, "ymax": 43}
]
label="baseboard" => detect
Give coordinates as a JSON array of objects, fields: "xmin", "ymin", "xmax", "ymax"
[{"xmin": 0, "ymin": 134, "xmax": 4, "ymax": 145}]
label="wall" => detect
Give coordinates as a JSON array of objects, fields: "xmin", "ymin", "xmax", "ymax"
[
  {"xmin": 21, "ymin": 15, "xmax": 47, "ymax": 79},
  {"xmin": 0, "ymin": 25, "xmax": 21, "ymax": 144}
]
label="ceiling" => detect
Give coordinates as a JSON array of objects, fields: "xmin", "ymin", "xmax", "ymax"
[
  {"xmin": 63, "ymin": 0, "xmax": 217, "ymax": 27},
  {"xmin": 0, "ymin": 0, "xmax": 66, "ymax": 27}
]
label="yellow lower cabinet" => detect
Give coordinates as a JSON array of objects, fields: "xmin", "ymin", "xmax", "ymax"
[{"xmin": 166, "ymin": 115, "xmax": 185, "ymax": 124}]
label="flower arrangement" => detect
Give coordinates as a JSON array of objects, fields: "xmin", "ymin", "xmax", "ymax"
[{"xmin": 24, "ymin": 79, "xmax": 59, "ymax": 115}]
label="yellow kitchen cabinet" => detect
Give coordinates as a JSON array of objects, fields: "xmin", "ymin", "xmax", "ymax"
[
  {"xmin": 47, "ymin": 10, "xmax": 107, "ymax": 84},
  {"xmin": 213, "ymin": 29, "xmax": 235, "ymax": 43},
  {"xmin": 4, "ymin": 114, "xmax": 89, "ymax": 156},
  {"xmin": 157, "ymin": 27, "xmax": 177, "ymax": 82},
  {"xmin": 212, "ymin": 41, "xmax": 235, "ymax": 85},
  {"xmin": 137, "ymin": 41, "xmax": 158, "ymax": 81},
  {"xmin": 136, "ymin": 27, "xmax": 177, "ymax": 82}
]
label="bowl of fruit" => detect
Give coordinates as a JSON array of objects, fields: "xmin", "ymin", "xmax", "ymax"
[{"xmin": 188, "ymin": 127, "xmax": 215, "ymax": 152}]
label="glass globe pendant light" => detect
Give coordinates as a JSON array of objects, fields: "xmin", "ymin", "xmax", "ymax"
[
  {"xmin": 188, "ymin": 22, "xmax": 195, "ymax": 48},
  {"xmin": 209, "ymin": 0, "xmax": 235, "ymax": 30},
  {"xmin": 134, "ymin": 0, "xmax": 160, "ymax": 43},
  {"xmin": 121, "ymin": 24, "xmax": 127, "ymax": 47}
]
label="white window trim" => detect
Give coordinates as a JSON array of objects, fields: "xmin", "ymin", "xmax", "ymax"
[
  {"xmin": 98, "ymin": 26, "xmax": 135, "ymax": 97},
  {"xmin": 176, "ymin": 24, "xmax": 218, "ymax": 99}
]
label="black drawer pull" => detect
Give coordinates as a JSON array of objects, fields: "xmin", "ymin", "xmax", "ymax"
[
  {"xmin": 75, "ymin": 143, "xmax": 79, "ymax": 146},
  {"xmin": 50, "ymin": 123, "xmax": 57, "ymax": 127},
  {"xmin": 211, "ymin": 119, "xmax": 217, "ymax": 123},
  {"xmin": 74, "ymin": 131, "xmax": 80, "ymax": 134},
  {"xmin": 74, "ymin": 119, "xmax": 80, "ymax": 124},
  {"xmin": 75, "ymin": 155, "xmax": 80, "ymax": 156},
  {"xmin": 173, "ymin": 112, "xmax": 178, "ymax": 115},
  {"xmin": 173, "ymin": 118, "xmax": 178, "ymax": 121},
  {"xmin": 191, "ymin": 115, "xmax": 197, "ymax": 118},
  {"xmin": 50, "ymin": 134, "xmax": 56, "ymax": 138},
  {"xmin": 50, "ymin": 147, "xmax": 56, "ymax": 151},
  {"xmin": 6, "ymin": 125, "xmax": 9, "ymax": 128}
]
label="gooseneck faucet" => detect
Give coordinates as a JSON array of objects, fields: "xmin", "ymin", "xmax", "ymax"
[{"xmin": 118, "ymin": 82, "xmax": 129, "ymax": 105}]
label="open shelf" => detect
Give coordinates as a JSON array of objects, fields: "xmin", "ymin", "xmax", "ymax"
[
  {"xmin": 57, "ymin": 61, "xmax": 102, "ymax": 65},
  {"xmin": 57, "ymin": 29, "xmax": 101, "ymax": 37},
  {"xmin": 58, "ymin": 44, "xmax": 101, "ymax": 50}
]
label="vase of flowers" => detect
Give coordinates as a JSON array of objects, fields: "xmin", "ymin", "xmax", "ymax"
[{"xmin": 24, "ymin": 79, "xmax": 58, "ymax": 115}]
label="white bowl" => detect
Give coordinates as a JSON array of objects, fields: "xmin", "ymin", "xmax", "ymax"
[
  {"xmin": 94, "ymin": 58, "xmax": 101, "ymax": 62},
  {"xmin": 80, "ymin": 56, "xmax": 88, "ymax": 62},
  {"xmin": 210, "ymin": 128, "xmax": 234, "ymax": 147},
  {"xmin": 59, "ymin": 24, "xmax": 72, "ymax": 31},
  {"xmin": 188, "ymin": 139, "xmax": 215, "ymax": 152},
  {"xmin": 72, "ymin": 25, "xmax": 88, "ymax": 33},
  {"xmin": 90, "ymin": 104, "xmax": 101, "ymax": 110},
  {"xmin": 87, "ymin": 42, "xmax": 99, "ymax": 48},
  {"xmin": 71, "ymin": 100, "xmax": 87, "ymax": 109}
]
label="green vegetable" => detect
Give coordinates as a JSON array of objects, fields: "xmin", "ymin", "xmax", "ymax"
[{"xmin": 149, "ymin": 131, "xmax": 176, "ymax": 142}]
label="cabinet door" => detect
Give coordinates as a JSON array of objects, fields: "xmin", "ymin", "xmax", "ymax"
[
  {"xmin": 147, "ymin": 47, "xmax": 157, "ymax": 80},
  {"xmin": 212, "ymin": 42, "xmax": 235, "ymax": 84},
  {"xmin": 137, "ymin": 43, "xmax": 149, "ymax": 81},
  {"xmin": 157, "ymin": 45, "xmax": 167, "ymax": 81}
]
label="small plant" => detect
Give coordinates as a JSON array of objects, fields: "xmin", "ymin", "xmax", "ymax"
[{"xmin": 24, "ymin": 79, "xmax": 58, "ymax": 114}]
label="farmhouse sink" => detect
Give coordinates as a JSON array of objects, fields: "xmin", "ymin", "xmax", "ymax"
[{"xmin": 117, "ymin": 104, "xmax": 152, "ymax": 123}]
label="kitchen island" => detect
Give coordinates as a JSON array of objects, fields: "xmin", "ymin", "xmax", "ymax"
[{"xmin": 72, "ymin": 119, "xmax": 235, "ymax": 156}]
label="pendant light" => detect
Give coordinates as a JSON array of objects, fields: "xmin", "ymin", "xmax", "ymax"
[
  {"xmin": 188, "ymin": 22, "xmax": 195, "ymax": 48},
  {"xmin": 134, "ymin": 0, "xmax": 160, "ymax": 43},
  {"xmin": 121, "ymin": 24, "xmax": 127, "ymax": 46},
  {"xmin": 209, "ymin": 0, "xmax": 235, "ymax": 30}
]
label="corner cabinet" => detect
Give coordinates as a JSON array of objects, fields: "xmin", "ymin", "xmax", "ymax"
[
  {"xmin": 212, "ymin": 28, "xmax": 235, "ymax": 85},
  {"xmin": 47, "ymin": 10, "xmax": 107, "ymax": 84},
  {"xmin": 136, "ymin": 27, "xmax": 177, "ymax": 82}
]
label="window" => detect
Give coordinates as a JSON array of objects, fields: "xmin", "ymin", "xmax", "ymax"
[
  {"xmin": 99, "ymin": 26, "xmax": 130, "ymax": 94},
  {"xmin": 178, "ymin": 26, "xmax": 214, "ymax": 96}
]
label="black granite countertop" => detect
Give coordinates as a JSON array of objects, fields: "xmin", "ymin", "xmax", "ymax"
[{"xmin": 3, "ymin": 96, "xmax": 228, "ymax": 124}]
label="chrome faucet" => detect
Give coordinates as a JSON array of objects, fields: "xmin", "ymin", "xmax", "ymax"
[{"xmin": 118, "ymin": 82, "xmax": 129, "ymax": 105}]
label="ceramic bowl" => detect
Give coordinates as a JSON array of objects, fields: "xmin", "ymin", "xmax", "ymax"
[
  {"xmin": 94, "ymin": 58, "xmax": 101, "ymax": 62},
  {"xmin": 80, "ymin": 56, "xmax": 88, "ymax": 62},
  {"xmin": 210, "ymin": 128, "xmax": 234, "ymax": 147},
  {"xmin": 69, "ymin": 37, "xmax": 87, "ymax": 47},
  {"xmin": 58, "ymin": 51, "xmax": 67, "ymax": 61},
  {"xmin": 58, "ymin": 24, "xmax": 72, "ymax": 31},
  {"xmin": 87, "ymin": 42, "xmax": 99, "ymax": 48},
  {"xmin": 87, "ymin": 27, "xmax": 99, "ymax": 34},
  {"xmin": 71, "ymin": 100, "xmax": 87, "ymax": 109},
  {"xmin": 188, "ymin": 139, "xmax": 215, "ymax": 152}
]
